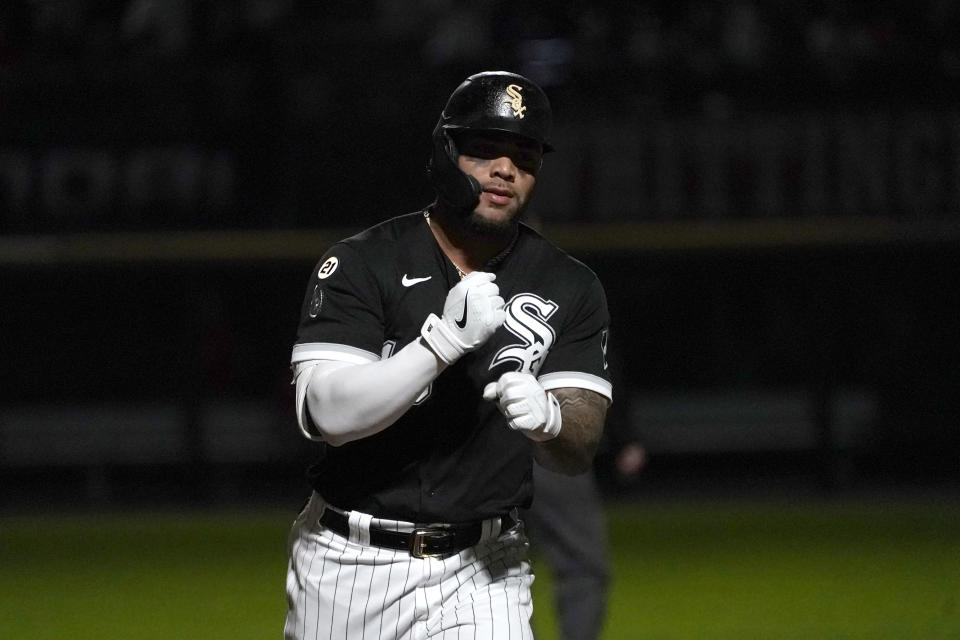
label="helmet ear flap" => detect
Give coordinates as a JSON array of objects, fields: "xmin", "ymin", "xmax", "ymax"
[{"xmin": 427, "ymin": 122, "xmax": 480, "ymax": 211}]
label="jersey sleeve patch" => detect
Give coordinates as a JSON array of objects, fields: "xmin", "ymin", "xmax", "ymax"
[
  {"xmin": 295, "ymin": 242, "xmax": 386, "ymax": 356},
  {"xmin": 317, "ymin": 256, "xmax": 339, "ymax": 279}
]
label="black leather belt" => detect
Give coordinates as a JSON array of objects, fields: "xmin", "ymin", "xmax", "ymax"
[{"xmin": 319, "ymin": 507, "xmax": 511, "ymax": 559}]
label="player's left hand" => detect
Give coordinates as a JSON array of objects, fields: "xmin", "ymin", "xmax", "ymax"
[{"xmin": 482, "ymin": 372, "xmax": 561, "ymax": 442}]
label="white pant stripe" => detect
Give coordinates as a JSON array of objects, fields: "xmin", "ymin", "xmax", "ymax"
[{"xmin": 361, "ymin": 544, "xmax": 382, "ymax": 638}]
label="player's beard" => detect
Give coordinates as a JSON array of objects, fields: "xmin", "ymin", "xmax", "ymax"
[
  {"xmin": 460, "ymin": 194, "xmax": 531, "ymax": 240},
  {"xmin": 462, "ymin": 209, "xmax": 519, "ymax": 239}
]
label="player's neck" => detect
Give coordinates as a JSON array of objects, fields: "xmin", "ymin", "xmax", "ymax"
[{"xmin": 426, "ymin": 206, "xmax": 515, "ymax": 274}]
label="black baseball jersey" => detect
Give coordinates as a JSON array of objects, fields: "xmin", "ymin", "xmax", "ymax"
[{"xmin": 292, "ymin": 211, "xmax": 612, "ymax": 524}]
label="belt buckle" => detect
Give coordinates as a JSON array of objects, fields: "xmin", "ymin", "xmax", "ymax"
[{"xmin": 408, "ymin": 527, "xmax": 448, "ymax": 559}]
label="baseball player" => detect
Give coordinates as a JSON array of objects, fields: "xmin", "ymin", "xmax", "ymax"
[{"xmin": 284, "ymin": 71, "xmax": 612, "ymax": 640}]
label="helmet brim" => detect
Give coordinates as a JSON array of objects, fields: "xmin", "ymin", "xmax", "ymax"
[{"xmin": 442, "ymin": 124, "xmax": 555, "ymax": 153}]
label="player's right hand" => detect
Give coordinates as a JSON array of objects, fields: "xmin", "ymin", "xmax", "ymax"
[{"xmin": 420, "ymin": 271, "xmax": 506, "ymax": 364}]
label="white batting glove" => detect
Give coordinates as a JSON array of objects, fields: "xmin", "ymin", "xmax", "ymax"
[
  {"xmin": 421, "ymin": 271, "xmax": 506, "ymax": 364},
  {"xmin": 483, "ymin": 372, "xmax": 562, "ymax": 442}
]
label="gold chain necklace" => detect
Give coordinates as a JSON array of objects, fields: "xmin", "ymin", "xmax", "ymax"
[{"xmin": 425, "ymin": 212, "xmax": 467, "ymax": 279}]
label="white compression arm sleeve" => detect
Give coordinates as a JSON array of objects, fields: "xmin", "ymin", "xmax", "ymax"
[{"xmin": 294, "ymin": 339, "xmax": 446, "ymax": 446}]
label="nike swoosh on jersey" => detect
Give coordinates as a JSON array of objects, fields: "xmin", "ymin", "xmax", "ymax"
[
  {"xmin": 402, "ymin": 274, "xmax": 432, "ymax": 287},
  {"xmin": 455, "ymin": 292, "xmax": 469, "ymax": 328}
]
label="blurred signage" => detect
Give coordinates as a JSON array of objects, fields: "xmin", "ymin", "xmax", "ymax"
[
  {"xmin": 546, "ymin": 110, "xmax": 959, "ymax": 222},
  {"xmin": 2, "ymin": 111, "xmax": 957, "ymax": 231},
  {"xmin": 0, "ymin": 146, "xmax": 236, "ymax": 231}
]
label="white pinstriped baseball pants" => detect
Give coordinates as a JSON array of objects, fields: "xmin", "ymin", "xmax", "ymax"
[{"xmin": 283, "ymin": 492, "xmax": 535, "ymax": 640}]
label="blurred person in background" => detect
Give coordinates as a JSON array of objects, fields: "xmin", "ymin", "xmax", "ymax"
[{"xmin": 526, "ymin": 342, "xmax": 646, "ymax": 640}]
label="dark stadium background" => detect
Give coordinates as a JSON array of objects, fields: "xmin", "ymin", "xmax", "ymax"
[{"xmin": 1, "ymin": 3, "xmax": 959, "ymax": 638}]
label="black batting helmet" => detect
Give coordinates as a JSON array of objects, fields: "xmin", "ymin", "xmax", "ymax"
[{"xmin": 428, "ymin": 71, "xmax": 554, "ymax": 211}]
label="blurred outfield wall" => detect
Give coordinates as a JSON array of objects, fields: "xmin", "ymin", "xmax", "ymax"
[
  {"xmin": 2, "ymin": 2, "xmax": 959, "ymax": 505},
  {"xmin": 2, "ymin": 226, "xmax": 957, "ymax": 506}
]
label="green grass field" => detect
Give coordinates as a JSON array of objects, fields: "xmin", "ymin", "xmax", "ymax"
[{"xmin": 2, "ymin": 497, "xmax": 958, "ymax": 639}]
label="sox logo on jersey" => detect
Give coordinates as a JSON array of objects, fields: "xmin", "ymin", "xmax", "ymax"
[
  {"xmin": 491, "ymin": 293, "xmax": 558, "ymax": 376},
  {"xmin": 381, "ymin": 293, "xmax": 559, "ymax": 407}
]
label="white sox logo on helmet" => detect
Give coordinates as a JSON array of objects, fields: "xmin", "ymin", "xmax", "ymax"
[{"xmin": 503, "ymin": 84, "xmax": 526, "ymax": 118}]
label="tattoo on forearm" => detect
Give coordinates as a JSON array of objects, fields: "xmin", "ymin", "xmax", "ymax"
[
  {"xmin": 535, "ymin": 387, "xmax": 608, "ymax": 473},
  {"xmin": 557, "ymin": 388, "xmax": 607, "ymax": 444},
  {"xmin": 555, "ymin": 388, "xmax": 607, "ymax": 413}
]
